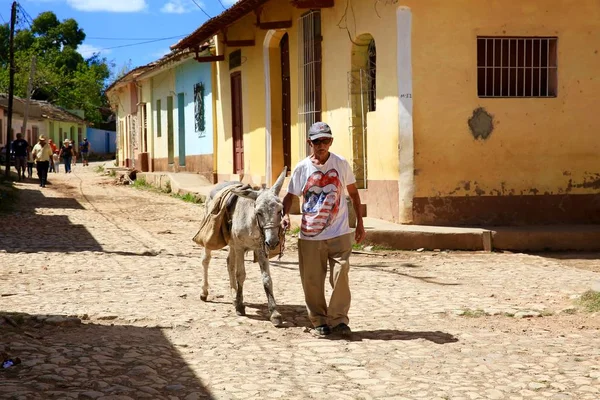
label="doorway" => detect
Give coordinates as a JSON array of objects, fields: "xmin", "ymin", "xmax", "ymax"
[
  {"xmin": 231, "ymin": 71, "xmax": 244, "ymax": 174},
  {"xmin": 177, "ymin": 93, "xmax": 186, "ymax": 166},
  {"xmin": 280, "ymin": 33, "xmax": 291, "ymax": 172},
  {"xmin": 167, "ymin": 95, "xmax": 174, "ymax": 165}
]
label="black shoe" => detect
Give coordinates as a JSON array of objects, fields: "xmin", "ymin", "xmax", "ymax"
[
  {"xmin": 332, "ymin": 323, "xmax": 352, "ymax": 337},
  {"xmin": 313, "ymin": 324, "xmax": 331, "ymax": 336}
]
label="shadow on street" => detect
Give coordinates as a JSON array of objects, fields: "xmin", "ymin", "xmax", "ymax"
[
  {"xmin": 0, "ymin": 184, "xmax": 103, "ymax": 253},
  {"xmin": 1, "ymin": 311, "xmax": 215, "ymax": 399}
]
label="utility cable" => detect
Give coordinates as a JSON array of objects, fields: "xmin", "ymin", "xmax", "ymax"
[
  {"xmin": 216, "ymin": 0, "xmax": 227, "ymax": 10},
  {"xmin": 191, "ymin": 0, "xmax": 211, "ymax": 19},
  {"xmin": 98, "ymin": 35, "xmax": 186, "ymax": 51}
]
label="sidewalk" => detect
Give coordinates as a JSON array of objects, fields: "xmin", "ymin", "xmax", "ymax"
[{"xmin": 137, "ymin": 171, "xmax": 600, "ymax": 252}]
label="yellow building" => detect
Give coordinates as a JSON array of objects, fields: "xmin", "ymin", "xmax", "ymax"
[
  {"xmin": 170, "ymin": 0, "xmax": 600, "ymax": 226},
  {"xmin": 106, "ymin": 65, "xmax": 152, "ymax": 168},
  {"xmin": 107, "ymin": 46, "xmax": 216, "ymax": 178}
]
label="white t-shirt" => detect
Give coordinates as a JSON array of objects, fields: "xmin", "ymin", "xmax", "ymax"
[{"xmin": 287, "ymin": 153, "xmax": 356, "ymax": 241}]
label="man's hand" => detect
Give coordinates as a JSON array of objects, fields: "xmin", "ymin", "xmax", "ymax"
[
  {"xmin": 355, "ymin": 220, "xmax": 366, "ymax": 244},
  {"xmin": 281, "ymin": 214, "xmax": 290, "ymax": 231}
]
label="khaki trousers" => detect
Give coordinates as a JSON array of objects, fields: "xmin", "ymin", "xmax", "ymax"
[{"xmin": 298, "ymin": 233, "xmax": 353, "ymax": 327}]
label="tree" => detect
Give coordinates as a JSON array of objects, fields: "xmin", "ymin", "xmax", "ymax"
[{"xmin": 0, "ymin": 11, "xmax": 109, "ymax": 125}]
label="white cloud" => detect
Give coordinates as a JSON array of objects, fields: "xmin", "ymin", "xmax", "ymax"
[
  {"xmin": 78, "ymin": 43, "xmax": 110, "ymax": 58},
  {"xmin": 161, "ymin": 0, "xmax": 201, "ymax": 14},
  {"xmin": 222, "ymin": 0, "xmax": 238, "ymax": 5},
  {"xmin": 66, "ymin": 0, "xmax": 148, "ymax": 12}
]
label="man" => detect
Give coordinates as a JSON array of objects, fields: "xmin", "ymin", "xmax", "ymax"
[
  {"xmin": 282, "ymin": 122, "xmax": 366, "ymax": 337},
  {"xmin": 31, "ymin": 135, "xmax": 52, "ymax": 187},
  {"xmin": 79, "ymin": 137, "xmax": 90, "ymax": 166},
  {"xmin": 11, "ymin": 133, "xmax": 28, "ymax": 180}
]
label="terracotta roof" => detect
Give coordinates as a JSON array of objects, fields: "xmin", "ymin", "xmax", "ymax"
[
  {"xmin": 105, "ymin": 64, "xmax": 154, "ymax": 94},
  {"xmin": 105, "ymin": 41, "xmax": 212, "ymax": 94},
  {"xmin": 0, "ymin": 93, "xmax": 42, "ymax": 118},
  {"xmin": 171, "ymin": 0, "xmax": 269, "ymax": 51},
  {"xmin": 30, "ymin": 100, "xmax": 87, "ymax": 125}
]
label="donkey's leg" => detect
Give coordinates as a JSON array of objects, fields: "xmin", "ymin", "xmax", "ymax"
[
  {"xmin": 233, "ymin": 248, "xmax": 246, "ymax": 316},
  {"xmin": 227, "ymin": 250, "xmax": 238, "ymax": 299},
  {"xmin": 200, "ymin": 249, "xmax": 212, "ymax": 302},
  {"xmin": 257, "ymin": 251, "xmax": 282, "ymax": 326}
]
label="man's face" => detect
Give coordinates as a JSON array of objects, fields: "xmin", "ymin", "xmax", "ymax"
[{"xmin": 308, "ymin": 137, "xmax": 333, "ymax": 157}]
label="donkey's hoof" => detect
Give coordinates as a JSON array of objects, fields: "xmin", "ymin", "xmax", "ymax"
[
  {"xmin": 200, "ymin": 294, "xmax": 208, "ymax": 302},
  {"xmin": 236, "ymin": 306, "xmax": 246, "ymax": 316},
  {"xmin": 270, "ymin": 312, "xmax": 283, "ymax": 327}
]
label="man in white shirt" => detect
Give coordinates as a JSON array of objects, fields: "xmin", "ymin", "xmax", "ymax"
[
  {"xmin": 31, "ymin": 135, "xmax": 53, "ymax": 187},
  {"xmin": 282, "ymin": 122, "xmax": 366, "ymax": 337}
]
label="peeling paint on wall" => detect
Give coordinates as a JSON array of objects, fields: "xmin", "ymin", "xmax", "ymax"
[{"xmin": 468, "ymin": 107, "xmax": 494, "ymax": 140}]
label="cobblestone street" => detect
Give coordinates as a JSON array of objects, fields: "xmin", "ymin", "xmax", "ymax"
[{"xmin": 1, "ymin": 163, "xmax": 599, "ymax": 400}]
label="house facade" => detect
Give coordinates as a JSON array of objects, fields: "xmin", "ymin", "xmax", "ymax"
[
  {"xmin": 34, "ymin": 101, "xmax": 87, "ymax": 151},
  {"xmin": 107, "ymin": 48, "xmax": 215, "ymax": 180},
  {"xmin": 0, "ymin": 94, "xmax": 44, "ymax": 147},
  {"xmin": 169, "ymin": 0, "xmax": 600, "ymax": 226}
]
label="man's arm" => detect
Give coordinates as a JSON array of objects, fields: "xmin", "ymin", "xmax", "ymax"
[
  {"xmin": 346, "ymin": 183, "xmax": 366, "ymax": 243},
  {"xmin": 281, "ymin": 193, "xmax": 295, "ymax": 230}
]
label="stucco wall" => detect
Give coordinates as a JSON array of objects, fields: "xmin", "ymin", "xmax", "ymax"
[
  {"xmin": 151, "ymin": 69, "xmax": 176, "ymax": 161},
  {"xmin": 87, "ymin": 128, "xmax": 116, "ymax": 153},
  {"xmin": 210, "ymin": 0, "xmax": 600, "ymax": 225},
  {"xmin": 175, "ymin": 59, "xmax": 214, "ymax": 157},
  {"xmin": 398, "ymin": 0, "xmax": 600, "ymax": 224}
]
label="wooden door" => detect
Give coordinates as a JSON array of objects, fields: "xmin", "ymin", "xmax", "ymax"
[
  {"xmin": 231, "ymin": 72, "xmax": 244, "ymax": 174},
  {"xmin": 280, "ymin": 33, "xmax": 291, "ymax": 172}
]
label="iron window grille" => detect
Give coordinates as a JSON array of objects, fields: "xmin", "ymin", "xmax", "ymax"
[
  {"xmin": 298, "ymin": 10, "xmax": 323, "ymax": 156},
  {"xmin": 477, "ymin": 37, "xmax": 558, "ymax": 98}
]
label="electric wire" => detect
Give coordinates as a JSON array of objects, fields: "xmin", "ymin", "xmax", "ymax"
[{"xmin": 191, "ymin": 0, "xmax": 212, "ymax": 19}]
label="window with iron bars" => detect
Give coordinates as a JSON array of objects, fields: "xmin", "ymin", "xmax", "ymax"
[{"xmin": 477, "ymin": 37, "xmax": 558, "ymax": 98}]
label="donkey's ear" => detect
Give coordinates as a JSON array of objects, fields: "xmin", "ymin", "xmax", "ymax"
[
  {"xmin": 232, "ymin": 187, "xmax": 260, "ymax": 201},
  {"xmin": 270, "ymin": 166, "xmax": 288, "ymax": 196}
]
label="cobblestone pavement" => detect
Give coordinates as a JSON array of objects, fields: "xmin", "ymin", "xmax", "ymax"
[{"xmin": 1, "ymin": 163, "xmax": 599, "ymax": 400}]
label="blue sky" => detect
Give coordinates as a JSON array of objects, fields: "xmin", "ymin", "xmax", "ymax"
[{"xmin": 1, "ymin": 0, "xmax": 237, "ymax": 76}]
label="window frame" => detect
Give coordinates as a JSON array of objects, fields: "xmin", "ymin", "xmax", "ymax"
[{"xmin": 477, "ymin": 36, "xmax": 558, "ymax": 98}]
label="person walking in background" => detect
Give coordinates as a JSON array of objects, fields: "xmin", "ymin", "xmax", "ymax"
[
  {"xmin": 79, "ymin": 137, "xmax": 90, "ymax": 166},
  {"xmin": 52, "ymin": 151, "xmax": 60, "ymax": 173},
  {"xmin": 32, "ymin": 135, "xmax": 52, "ymax": 187},
  {"xmin": 58, "ymin": 139, "xmax": 73, "ymax": 173},
  {"xmin": 70, "ymin": 140, "xmax": 77, "ymax": 168},
  {"xmin": 26, "ymin": 145, "xmax": 34, "ymax": 179},
  {"xmin": 48, "ymin": 139, "xmax": 57, "ymax": 173},
  {"xmin": 281, "ymin": 122, "xmax": 366, "ymax": 337},
  {"xmin": 11, "ymin": 133, "xmax": 28, "ymax": 181}
]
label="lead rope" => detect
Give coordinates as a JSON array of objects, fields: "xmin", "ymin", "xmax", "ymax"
[{"xmin": 256, "ymin": 213, "xmax": 286, "ymax": 260}]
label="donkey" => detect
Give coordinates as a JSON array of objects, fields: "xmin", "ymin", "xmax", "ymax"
[{"xmin": 200, "ymin": 168, "xmax": 287, "ymax": 326}]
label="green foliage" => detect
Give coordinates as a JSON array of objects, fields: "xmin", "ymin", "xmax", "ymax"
[
  {"xmin": 461, "ymin": 309, "xmax": 486, "ymax": 318},
  {"xmin": 94, "ymin": 165, "xmax": 105, "ymax": 173},
  {"xmin": 172, "ymin": 192, "xmax": 203, "ymax": 204},
  {"xmin": 579, "ymin": 290, "xmax": 600, "ymax": 312},
  {"xmin": 132, "ymin": 177, "xmax": 151, "ymax": 189},
  {"xmin": 0, "ymin": 12, "xmax": 111, "ymax": 125}
]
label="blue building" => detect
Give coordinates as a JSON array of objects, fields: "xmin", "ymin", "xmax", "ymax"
[
  {"xmin": 86, "ymin": 128, "xmax": 116, "ymax": 155},
  {"xmin": 174, "ymin": 58, "xmax": 214, "ymax": 177}
]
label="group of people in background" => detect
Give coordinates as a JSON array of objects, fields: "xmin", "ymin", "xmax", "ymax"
[{"xmin": 8, "ymin": 134, "xmax": 91, "ymax": 188}]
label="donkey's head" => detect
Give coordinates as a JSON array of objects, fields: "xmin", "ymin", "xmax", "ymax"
[{"xmin": 232, "ymin": 167, "xmax": 287, "ymax": 250}]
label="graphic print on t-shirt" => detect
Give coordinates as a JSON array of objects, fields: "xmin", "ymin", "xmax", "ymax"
[{"xmin": 301, "ymin": 169, "xmax": 342, "ymax": 237}]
